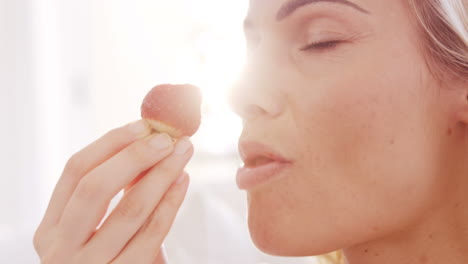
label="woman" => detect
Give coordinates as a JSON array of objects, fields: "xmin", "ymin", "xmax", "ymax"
[{"xmin": 34, "ymin": 0, "xmax": 468, "ymax": 263}]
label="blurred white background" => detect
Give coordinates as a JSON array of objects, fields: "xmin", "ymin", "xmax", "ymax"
[{"xmin": 0, "ymin": 0, "xmax": 319, "ymax": 263}]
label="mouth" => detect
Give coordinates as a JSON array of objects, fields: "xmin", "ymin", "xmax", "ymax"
[
  {"xmin": 239, "ymin": 141, "xmax": 291, "ymax": 166},
  {"xmin": 243, "ymin": 156, "xmax": 276, "ymax": 168},
  {"xmin": 237, "ymin": 141, "xmax": 292, "ymax": 190}
]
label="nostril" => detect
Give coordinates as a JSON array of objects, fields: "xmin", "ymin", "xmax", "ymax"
[
  {"xmin": 228, "ymin": 88, "xmax": 266, "ymax": 119},
  {"xmin": 230, "ymin": 94, "xmax": 283, "ymax": 120},
  {"xmin": 244, "ymin": 104, "xmax": 268, "ymax": 118}
]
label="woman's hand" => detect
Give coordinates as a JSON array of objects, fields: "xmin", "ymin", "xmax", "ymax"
[{"xmin": 33, "ymin": 120, "xmax": 193, "ymax": 264}]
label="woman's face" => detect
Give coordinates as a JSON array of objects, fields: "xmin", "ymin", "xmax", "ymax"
[{"xmin": 231, "ymin": 0, "xmax": 465, "ymax": 256}]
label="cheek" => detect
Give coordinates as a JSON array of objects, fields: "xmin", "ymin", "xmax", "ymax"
[
  {"xmin": 289, "ymin": 64, "xmax": 442, "ymax": 240},
  {"xmin": 246, "ymin": 61, "xmax": 444, "ymax": 255}
]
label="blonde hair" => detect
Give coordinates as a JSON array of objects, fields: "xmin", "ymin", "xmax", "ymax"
[
  {"xmin": 316, "ymin": 0, "xmax": 467, "ymax": 263},
  {"xmin": 410, "ymin": 0, "xmax": 468, "ymax": 82}
]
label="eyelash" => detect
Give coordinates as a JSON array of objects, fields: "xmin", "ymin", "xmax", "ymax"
[{"xmin": 300, "ymin": 40, "xmax": 343, "ymax": 52}]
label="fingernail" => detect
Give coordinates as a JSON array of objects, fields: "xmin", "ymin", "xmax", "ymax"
[
  {"xmin": 176, "ymin": 173, "xmax": 187, "ymax": 184},
  {"xmin": 174, "ymin": 137, "xmax": 192, "ymax": 155},
  {"xmin": 129, "ymin": 120, "xmax": 150, "ymax": 137},
  {"xmin": 149, "ymin": 133, "xmax": 173, "ymax": 150}
]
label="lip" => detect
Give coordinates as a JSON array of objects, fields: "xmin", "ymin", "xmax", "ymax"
[{"xmin": 236, "ymin": 141, "xmax": 292, "ymax": 190}]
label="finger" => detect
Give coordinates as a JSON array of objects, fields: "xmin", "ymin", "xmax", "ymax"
[
  {"xmin": 79, "ymin": 139, "xmax": 193, "ymax": 263},
  {"xmin": 112, "ymin": 173, "xmax": 190, "ymax": 264},
  {"xmin": 153, "ymin": 245, "xmax": 169, "ymax": 264},
  {"xmin": 34, "ymin": 120, "xmax": 151, "ymax": 250},
  {"xmin": 57, "ymin": 132, "xmax": 175, "ymax": 250},
  {"xmin": 125, "ymin": 168, "xmax": 151, "ymax": 194},
  {"xmin": 44, "ymin": 120, "xmax": 151, "ymax": 226}
]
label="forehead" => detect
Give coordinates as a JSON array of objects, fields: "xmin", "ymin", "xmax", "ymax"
[
  {"xmin": 252, "ymin": 0, "xmax": 372, "ymax": 22},
  {"xmin": 246, "ymin": 0, "xmax": 409, "ymax": 26},
  {"xmin": 247, "ymin": 0, "xmax": 284, "ymax": 18}
]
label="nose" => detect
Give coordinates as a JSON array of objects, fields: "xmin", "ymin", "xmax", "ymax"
[{"xmin": 229, "ymin": 53, "xmax": 286, "ymax": 121}]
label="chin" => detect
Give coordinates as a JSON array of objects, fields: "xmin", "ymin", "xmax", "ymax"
[
  {"xmin": 246, "ymin": 194, "xmax": 340, "ymax": 257},
  {"xmin": 248, "ymin": 219, "xmax": 298, "ymax": 256},
  {"xmin": 248, "ymin": 217, "xmax": 341, "ymax": 257}
]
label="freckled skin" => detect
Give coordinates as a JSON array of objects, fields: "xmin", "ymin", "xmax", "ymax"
[{"xmin": 231, "ymin": 0, "xmax": 468, "ymax": 262}]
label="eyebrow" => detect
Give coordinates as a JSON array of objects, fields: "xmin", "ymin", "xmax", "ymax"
[{"xmin": 276, "ymin": 0, "xmax": 370, "ymax": 21}]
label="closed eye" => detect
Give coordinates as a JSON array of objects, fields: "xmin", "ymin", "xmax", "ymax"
[{"xmin": 300, "ymin": 40, "xmax": 342, "ymax": 52}]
